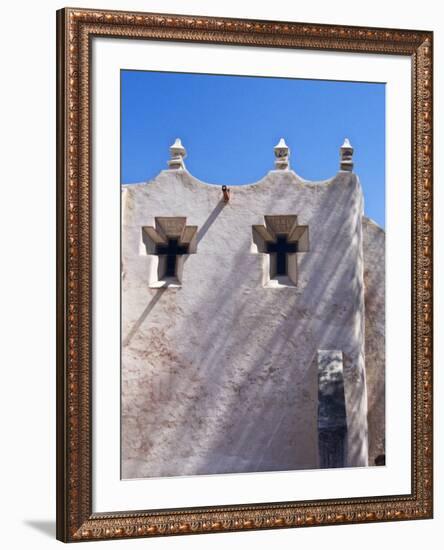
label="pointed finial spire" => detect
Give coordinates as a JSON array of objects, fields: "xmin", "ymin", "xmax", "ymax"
[
  {"xmin": 274, "ymin": 138, "xmax": 290, "ymax": 170},
  {"xmin": 340, "ymin": 138, "xmax": 354, "ymax": 172},
  {"xmin": 168, "ymin": 138, "xmax": 187, "ymax": 170}
]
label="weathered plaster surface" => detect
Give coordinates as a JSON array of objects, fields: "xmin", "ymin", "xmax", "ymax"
[
  {"xmin": 121, "ymin": 168, "xmax": 371, "ymax": 478},
  {"xmin": 362, "ymin": 217, "xmax": 386, "ymax": 465}
]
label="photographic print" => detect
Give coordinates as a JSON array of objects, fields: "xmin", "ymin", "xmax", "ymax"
[
  {"xmin": 120, "ymin": 71, "xmax": 386, "ymax": 479},
  {"xmin": 57, "ymin": 8, "xmax": 433, "ymax": 541}
]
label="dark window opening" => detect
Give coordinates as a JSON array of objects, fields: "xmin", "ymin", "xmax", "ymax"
[
  {"xmin": 266, "ymin": 236, "xmax": 298, "ymax": 275},
  {"xmin": 155, "ymin": 238, "xmax": 189, "ymax": 277},
  {"xmin": 318, "ymin": 427, "xmax": 347, "ymax": 468}
]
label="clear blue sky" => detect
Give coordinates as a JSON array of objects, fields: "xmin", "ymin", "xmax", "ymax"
[{"xmin": 121, "ymin": 70, "xmax": 385, "ymax": 227}]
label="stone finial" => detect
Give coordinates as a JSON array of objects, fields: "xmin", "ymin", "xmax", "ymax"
[
  {"xmin": 168, "ymin": 138, "xmax": 187, "ymax": 170},
  {"xmin": 340, "ymin": 138, "xmax": 354, "ymax": 172},
  {"xmin": 274, "ymin": 138, "xmax": 290, "ymax": 170}
]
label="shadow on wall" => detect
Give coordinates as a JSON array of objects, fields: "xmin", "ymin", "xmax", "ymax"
[
  {"xmin": 123, "ymin": 288, "xmax": 166, "ymax": 347},
  {"xmin": 196, "ymin": 201, "xmax": 227, "ymax": 245},
  {"xmin": 363, "ymin": 219, "xmax": 386, "ymax": 464},
  {"xmin": 123, "ymin": 201, "xmax": 228, "ymax": 347},
  {"xmin": 122, "ymin": 176, "xmax": 369, "ymax": 476}
]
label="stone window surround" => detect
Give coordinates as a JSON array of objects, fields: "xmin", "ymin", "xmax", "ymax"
[
  {"xmin": 252, "ymin": 215, "xmax": 309, "ymax": 288},
  {"xmin": 141, "ymin": 217, "xmax": 197, "ymax": 287},
  {"xmin": 141, "ymin": 214, "xmax": 309, "ymax": 289}
]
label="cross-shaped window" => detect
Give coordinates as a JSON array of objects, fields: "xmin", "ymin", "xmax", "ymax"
[
  {"xmin": 142, "ymin": 217, "xmax": 198, "ymax": 286},
  {"xmin": 155, "ymin": 238, "xmax": 189, "ymax": 278},
  {"xmin": 252, "ymin": 215, "xmax": 309, "ymax": 287},
  {"xmin": 266, "ymin": 236, "xmax": 298, "ymax": 276}
]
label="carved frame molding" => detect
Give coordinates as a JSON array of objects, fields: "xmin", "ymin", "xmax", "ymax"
[{"xmin": 56, "ymin": 7, "xmax": 433, "ymax": 542}]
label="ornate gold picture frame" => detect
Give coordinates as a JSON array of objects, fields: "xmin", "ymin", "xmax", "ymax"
[{"xmin": 56, "ymin": 7, "xmax": 433, "ymax": 542}]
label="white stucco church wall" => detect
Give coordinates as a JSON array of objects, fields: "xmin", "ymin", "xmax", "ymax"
[
  {"xmin": 121, "ymin": 139, "xmax": 385, "ymax": 478},
  {"xmin": 362, "ymin": 217, "xmax": 386, "ymax": 465}
]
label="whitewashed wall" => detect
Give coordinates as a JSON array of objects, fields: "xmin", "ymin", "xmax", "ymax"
[{"xmin": 121, "ymin": 167, "xmax": 370, "ymax": 477}]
